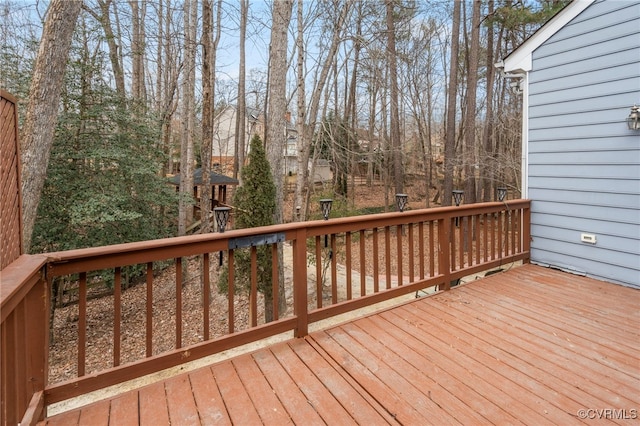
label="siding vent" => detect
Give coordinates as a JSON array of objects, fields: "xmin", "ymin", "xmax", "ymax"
[{"xmin": 580, "ymin": 233, "xmax": 597, "ymax": 244}]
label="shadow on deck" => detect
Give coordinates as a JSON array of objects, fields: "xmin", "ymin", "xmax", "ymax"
[{"xmin": 41, "ymin": 264, "xmax": 640, "ymax": 425}]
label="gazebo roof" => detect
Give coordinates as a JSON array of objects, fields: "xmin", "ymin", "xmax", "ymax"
[{"xmin": 168, "ymin": 168, "xmax": 239, "ymax": 186}]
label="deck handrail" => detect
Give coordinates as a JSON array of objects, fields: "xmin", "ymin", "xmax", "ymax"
[{"xmin": 1, "ymin": 199, "xmax": 530, "ymax": 423}]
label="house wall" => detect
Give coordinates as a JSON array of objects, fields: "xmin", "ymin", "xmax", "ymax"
[
  {"xmin": 527, "ymin": 0, "xmax": 640, "ymax": 288},
  {"xmin": 212, "ymin": 107, "xmax": 239, "ymax": 160}
]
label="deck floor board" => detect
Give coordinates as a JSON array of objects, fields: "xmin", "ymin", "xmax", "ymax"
[
  {"xmin": 439, "ymin": 287, "xmax": 640, "ymax": 404},
  {"xmin": 41, "ymin": 265, "xmax": 640, "ymax": 425},
  {"xmin": 421, "ymin": 290, "xmax": 638, "ymax": 410}
]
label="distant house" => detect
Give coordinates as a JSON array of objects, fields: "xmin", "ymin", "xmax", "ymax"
[
  {"xmin": 283, "ymin": 113, "xmax": 298, "ymax": 175},
  {"xmin": 498, "ymin": 0, "xmax": 640, "ymax": 288},
  {"xmin": 212, "ymin": 105, "xmax": 264, "ymax": 170},
  {"xmin": 214, "ymin": 106, "xmax": 301, "ymax": 176}
]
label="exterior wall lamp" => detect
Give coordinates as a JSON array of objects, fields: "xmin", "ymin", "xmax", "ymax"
[
  {"xmin": 627, "ymin": 105, "xmax": 640, "ymax": 130},
  {"xmin": 395, "ymin": 193, "xmax": 408, "ymax": 212},
  {"xmin": 496, "ymin": 187, "xmax": 507, "ymax": 202}
]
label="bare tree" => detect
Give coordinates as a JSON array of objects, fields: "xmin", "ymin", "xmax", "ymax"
[
  {"xmin": 199, "ymin": 0, "xmax": 222, "ymax": 232},
  {"xmin": 405, "ymin": 18, "xmax": 440, "ymax": 207},
  {"xmin": 386, "ymin": 0, "xmax": 403, "ymax": 195},
  {"xmin": 293, "ymin": 0, "xmax": 305, "ymax": 220},
  {"xmin": 265, "ymin": 0, "xmax": 293, "ymax": 318},
  {"xmin": 21, "ymin": 0, "xmax": 82, "ymax": 252},
  {"xmin": 129, "ymin": 0, "xmax": 147, "ymax": 103},
  {"xmin": 201, "ymin": 0, "xmax": 214, "ymax": 231},
  {"xmin": 292, "ymin": 0, "xmax": 350, "ymax": 220},
  {"xmin": 178, "ymin": 0, "xmax": 197, "ymax": 236},
  {"xmin": 443, "ymin": 0, "xmax": 461, "ymax": 207},
  {"xmin": 234, "ymin": 0, "xmax": 249, "ymax": 184},
  {"xmin": 84, "ymin": 0, "xmax": 126, "ymax": 99},
  {"xmin": 463, "ymin": 0, "xmax": 481, "ymax": 204},
  {"xmin": 482, "ymin": 0, "xmax": 497, "ymax": 201}
]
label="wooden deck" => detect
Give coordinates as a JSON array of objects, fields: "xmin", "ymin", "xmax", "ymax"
[{"xmin": 40, "ymin": 264, "xmax": 640, "ymax": 425}]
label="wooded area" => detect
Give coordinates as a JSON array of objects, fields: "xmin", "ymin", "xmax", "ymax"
[{"xmin": 0, "ymin": 0, "xmax": 567, "ymax": 254}]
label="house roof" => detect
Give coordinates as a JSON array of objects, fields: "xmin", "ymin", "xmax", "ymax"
[
  {"xmin": 168, "ymin": 168, "xmax": 239, "ymax": 186},
  {"xmin": 499, "ymin": 0, "xmax": 595, "ymax": 73}
]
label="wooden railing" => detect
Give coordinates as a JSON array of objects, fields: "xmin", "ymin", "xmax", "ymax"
[
  {"xmin": 1, "ymin": 255, "xmax": 48, "ymax": 426},
  {"xmin": 0, "ymin": 200, "xmax": 530, "ymax": 424}
]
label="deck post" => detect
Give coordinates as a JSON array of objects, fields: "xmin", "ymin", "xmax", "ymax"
[
  {"xmin": 522, "ymin": 203, "xmax": 531, "ymax": 263},
  {"xmin": 1, "ymin": 256, "xmax": 48, "ymax": 424},
  {"xmin": 438, "ymin": 217, "xmax": 451, "ymax": 290},
  {"xmin": 293, "ymin": 228, "xmax": 308, "ymax": 337}
]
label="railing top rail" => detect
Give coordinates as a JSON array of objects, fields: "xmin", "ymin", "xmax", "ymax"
[{"xmin": 46, "ymin": 200, "xmax": 530, "ymax": 277}]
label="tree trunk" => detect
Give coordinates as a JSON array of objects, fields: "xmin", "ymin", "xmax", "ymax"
[
  {"xmin": 86, "ymin": 0, "xmax": 126, "ymax": 100},
  {"xmin": 386, "ymin": 0, "xmax": 403, "ymax": 195},
  {"xmin": 178, "ymin": 0, "xmax": 197, "ymax": 236},
  {"xmin": 482, "ymin": 0, "xmax": 496, "ymax": 202},
  {"xmin": 266, "ymin": 0, "xmax": 293, "ymax": 319},
  {"xmin": 293, "ymin": 0, "xmax": 306, "ymax": 221},
  {"xmin": 443, "ymin": 0, "xmax": 461, "ymax": 207},
  {"xmin": 201, "ymin": 0, "xmax": 213, "ymax": 232},
  {"xmin": 21, "ymin": 0, "xmax": 82, "ymax": 252},
  {"xmin": 464, "ymin": 0, "xmax": 481, "ymax": 205},
  {"xmin": 293, "ymin": 1, "xmax": 349, "ymax": 220},
  {"xmin": 129, "ymin": 0, "xmax": 147, "ymax": 103},
  {"xmin": 234, "ymin": 0, "xmax": 248, "ymax": 184}
]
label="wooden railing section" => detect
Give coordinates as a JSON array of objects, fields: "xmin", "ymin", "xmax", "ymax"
[
  {"xmin": 1, "ymin": 255, "xmax": 48, "ymax": 426},
  {"xmin": 1, "ymin": 200, "xmax": 529, "ymax": 423}
]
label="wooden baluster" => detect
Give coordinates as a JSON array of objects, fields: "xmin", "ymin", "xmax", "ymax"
[
  {"xmin": 483, "ymin": 213, "xmax": 489, "ymax": 263},
  {"xmin": 429, "ymin": 221, "xmax": 435, "ymax": 277},
  {"xmin": 78, "ymin": 272, "xmax": 86, "ymax": 377},
  {"xmin": 250, "ymin": 246, "xmax": 257, "ymax": 327},
  {"xmin": 475, "ymin": 215, "xmax": 481, "ymax": 266},
  {"xmin": 146, "ymin": 262, "xmax": 153, "ymax": 357},
  {"xmin": 331, "ymin": 234, "xmax": 337, "ymax": 304},
  {"xmin": 203, "ymin": 253, "xmax": 210, "ymax": 341},
  {"xmin": 408, "ymin": 223, "xmax": 415, "ymax": 284},
  {"xmin": 359, "ymin": 230, "xmax": 366, "ymax": 297},
  {"xmin": 315, "ymin": 236, "xmax": 322, "ymax": 309},
  {"xmin": 396, "ymin": 224, "xmax": 403, "ymax": 286},
  {"xmin": 450, "ymin": 218, "xmax": 456, "ymax": 272},
  {"xmin": 459, "ymin": 217, "xmax": 465, "ymax": 270},
  {"xmin": 272, "ymin": 244, "xmax": 279, "ymax": 321},
  {"xmin": 418, "ymin": 222, "xmax": 425, "ymax": 280},
  {"xmin": 114, "ymin": 267, "xmax": 121, "ymax": 367},
  {"xmin": 345, "ymin": 232, "xmax": 352, "ymax": 300},
  {"xmin": 228, "ymin": 250, "xmax": 235, "ymax": 333},
  {"xmin": 372, "ymin": 228, "xmax": 379, "ymax": 293},
  {"xmin": 498, "ymin": 212, "xmax": 504, "ymax": 261},
  {"xmin": 175, "ymin": 258, "xmax": 182, "ymax": 349},
  {"xmin": 512, "ymin": 209, "xmax": 518, "ymax": 255},
  {"xmin": 385, "ymin": 226, "xmax": 391, "ymax": 289}
]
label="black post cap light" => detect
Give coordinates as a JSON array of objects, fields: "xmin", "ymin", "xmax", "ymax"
[
  {"xmin": 452, "ymin": 190, "xmax": 464, "ymax": 207},
  {"xmin": 320, "ymin": 199, "xmax": 333, "ymax": 220},
  {"xmin": 214, "ymin": 206, "xmax": 231, "ymax": 233},
  {"xmin": 395, "ymin": 193, "xmax": 408, "ymax": 212},
  {"xmin": 496, "ymin": 187, "xmax": 507, "ymax": 202}
]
